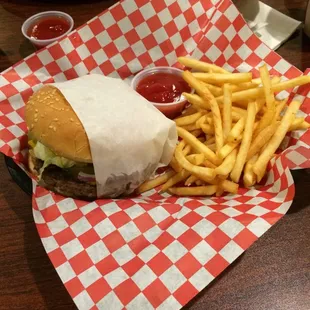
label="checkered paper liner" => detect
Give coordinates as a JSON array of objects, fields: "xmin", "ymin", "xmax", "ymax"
[{"xmin": 1, "ymin": 0, "xmax": 310, "ymax": 309}]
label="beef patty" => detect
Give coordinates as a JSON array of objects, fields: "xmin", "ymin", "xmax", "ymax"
[{"xmin": 34, "ymin": 159, "xmax": 97, "ymax": 200}]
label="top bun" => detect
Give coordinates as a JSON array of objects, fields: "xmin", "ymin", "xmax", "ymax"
[{"xmin": 25, "ymin": 85, "xmax": 92, "ymax": 163}]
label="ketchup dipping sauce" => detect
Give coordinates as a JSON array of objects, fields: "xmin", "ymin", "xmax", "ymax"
[
  {"xmin": 27, "ymin": 16, "xmax": 70, "ymax": 40},
  {"xmin": 131, "ymin": 67, "xmax": 193, "ymax": 119},
  {"xmin": 22, "ymin": 11, "xmax": 74, "ymax": 49}
]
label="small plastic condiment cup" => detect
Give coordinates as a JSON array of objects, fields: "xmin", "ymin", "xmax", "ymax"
[
  {"xmin": 21, "ymin": 11, "xmax": 74, "ymax": 49},
  {"xmin": 131, "ymin": 66, "xmax": 194, "ymax": 119}
]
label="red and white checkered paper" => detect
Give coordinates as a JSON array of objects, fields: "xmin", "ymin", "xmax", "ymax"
[{"xmin": 1, "ymin": 0, "xmax": 310, "ymax": 309}]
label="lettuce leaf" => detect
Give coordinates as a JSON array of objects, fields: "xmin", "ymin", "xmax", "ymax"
[{"xmin": 33, "ymin": 142, "xmax": 76, "ymax": 175}]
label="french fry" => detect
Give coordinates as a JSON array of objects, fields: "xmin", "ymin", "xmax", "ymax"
[
  {"xmin": 271, "ymin": 100, "xmax": 287, "ymax": 123},
  {"xmin": 261, "ymin": 98, "xmax": 286, "ymax": 117},
  {"xmin": 185, "ymin": 175, "xmax": 199, "ymax": 186},
  {"xmin": 233, "ymin": 100, "xmax": 250, "ymax": 109},
  {"xmin": 226, "ymin": 117, "xmax": 246, "ymax": 143},
  {"xmin": 204, "ymin": 159, "xmax": 217, "ymax": 169},
  {"xmin": 215, "ymin": 149, "xmax": 237, "ymax": 176},
  {"xmin": 178, "ymin": 56, "xmax": 229, "ymax": 73},
  {"xmin": 218, "ymin": 140, "xmax": 240, "ymax": 160},
  {"xmin": 169, "ymin": 156, "xmax": 182, "ymax": 172},
  {"xmin": 175, "ymin": 148, "xmax": 215, "ymax": 182},
  {"xmin": 206, "ymin": 143, "xmax": 216, "ymax": 152},
  {"xmin": 217, "ymin": 174, "xmax": 229, "ymax": 180},
  {"xmin": 178, "ymin": 140, "xmax": 186, "ymax": 150},
  {"xmin": 195, "ymin": 180, "xmax": 204, "ymax": 186},
  {"xmin": 201, "ymin": 123, "xmax": 215, "ymax": 135},
  {"xmin": 181, "ymin": 105, "xmax": 198, "ymax": 116},
  {"xmin": 230, "ymin": 78, "xmax": 262, "ymax": 92},
  {"xmin": 177, "ymin": 126, "xmax": 219, "ymax": 165},
  {"xmin": 168, "ymin": 185, "xmax": 217, "ymax": 196},
  {"xmin": 231, "ymin": 109, "xmax": 245, "ymax": 122},
  {"xmin": 259, "ymin": 64, "xmax": 275, "ymax": 110},
  {"xmin": 216, "ymin": 184, "xmax": 224, "ymax": 197},
  {"xmin": 255, "ymin": 97, "xmax": 265, "ymax": 114},
  {"xmin": 232, "ymin": 106, "xmax": 247, "ymax": 118},
  {"xmin": 203, "ymin": 83, "xmax": 223, "ymax": 97},
  {"xmin": 205, "ymin": 136, "xmax": 216, "ymax": 145},
  {"xmin": 183, "ymin": 71, "xmax": 224, "ymax": 151},
  {"xmin": 221, "ymin": 179, "xmax": 239, "ymax": 194},
  {"xmin": 252, "ymin": 65, "xmax": 276, "ymax": 138},
  {"xmin": 230, "ymin": 101, "xmax": 257, "ymax": 183},
  {"xmin": 193, "ymin": 72, "xmax": 252, "ymax": 84},
  {"xmin": 273, "ymin": 76, "xmax": 310, "ymax": 93},
  {"xmin": 243, "ymin": 154, "xmax": 258, "ymax": 188},
  {"xmin": 161, "ymin": 169, "xmax": 191, "ymax": 193},
  {"xmin": 183, "ymin": 144, "xmax": 191, "ymax": 155},
  {"xmin": 206, "ymin": 116, "xmax": 213, "ymax": 125},
  {"xmin": 186, "ymin": 154, "xmax": 205, "ymax": 166},
  {"xmin": 196, "ymin": 115, "xmax": 208, "ymax": 128},
  {"xmin": 138, "ymin": 170, "xmax": 176, "ymax": 193},
  {"xmin": 270, "ymin": 76, "xmax": 281, "ymax": 85},
  {"xmin": 253, "ymin": 106, "xmax": 275, "ymax": 138},
  {"xmin": 253, "ymin": 100, "xmax": 301, "ymax": 181},
  {"xmin": 289, "ymin": 120, "xmax": 310, "ymax": 131},
  {"xmin": 182, "ymin": 92, "xmax": 210, "ymax": 110},
  {"xmin": 246, "ymin": 122, "xmax": 279, "ymax": 160},
  {"xmin": 181, "ymin": 123, "xmax": 200, "ymax": 131},
  {"xmin": 175, "ymin": 112, "xmax": 202, "ymax": 126},
  {"xmin": 223, "ymin": 83, "xmax": 232, "ymax": 141},
  {"xmin": 288, "ymin": 117, "xmax": 305, "ymax": 131},
  {"xmin": 230, "ymin": 82, "xmax": 257, "ymax": 93},
  {"xmin": 185, "ymin": 93, "xmax": 246, "ymax": 121},
  {"xmin": 191, "ymin": 129, "xmax": 203, "ymax": 137},
  {"xmin": 216, "ymin": 75, "xmax": 310, "ymax": 104}
]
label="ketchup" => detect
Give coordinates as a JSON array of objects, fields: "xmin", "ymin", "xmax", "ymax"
[
  {"xmin": 27, "ymin": 16, "xmax": 70, "ymax": 40},
  {"xmin": 136, "ymin": 72, "xmax": 191, "ymax": 103}
]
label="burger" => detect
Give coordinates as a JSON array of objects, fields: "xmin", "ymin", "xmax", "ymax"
[
  {"xmin": 26, "ymin": 85, "xmax": 97, "ymax": 200},
  {"xmin": 25, "ymin": 74, "xmax": 177, "ymax": 200}
]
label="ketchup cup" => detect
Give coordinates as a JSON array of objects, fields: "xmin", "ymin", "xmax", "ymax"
[
  {"xmin": 21, "ymin": 11, "xmax": 74, "ymax": 49},
  {"xmin": 131, "ymin": 67, "xmax": 194, "ymax": 119}
]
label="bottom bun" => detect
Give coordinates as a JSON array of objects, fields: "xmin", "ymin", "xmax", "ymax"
[{"xmin": 28, "ymin": 153, "xmax": 97, "ymax": 201}]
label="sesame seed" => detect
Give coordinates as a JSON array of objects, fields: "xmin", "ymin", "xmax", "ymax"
[{"xmin": 53, "ymin": 127, "xmax": 56, "ymax": 132}]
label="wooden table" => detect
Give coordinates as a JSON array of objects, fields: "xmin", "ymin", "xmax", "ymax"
[{"xmin": 0, "ymin": 1, "xmax": 309, "ymax": 309}]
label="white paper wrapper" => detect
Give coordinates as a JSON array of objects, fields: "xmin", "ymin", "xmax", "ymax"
[{"xmin": 51, "ymin": 74, "xmax": 177, "ymax": 198}]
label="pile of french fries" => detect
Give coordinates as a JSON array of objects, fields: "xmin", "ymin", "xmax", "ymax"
[{"xmin": 138, "ymin": 57, "xmax": 310, "ymax": 197}]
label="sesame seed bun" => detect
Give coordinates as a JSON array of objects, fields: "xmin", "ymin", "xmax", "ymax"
[{"xmin": 25, "ymin": 85, "xmax": 92, "ymax": 163}]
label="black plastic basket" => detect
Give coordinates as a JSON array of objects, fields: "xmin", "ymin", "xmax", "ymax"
[{"xmin": 4, "ymin": 155, "xmax": 32, "ymax": 195}]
